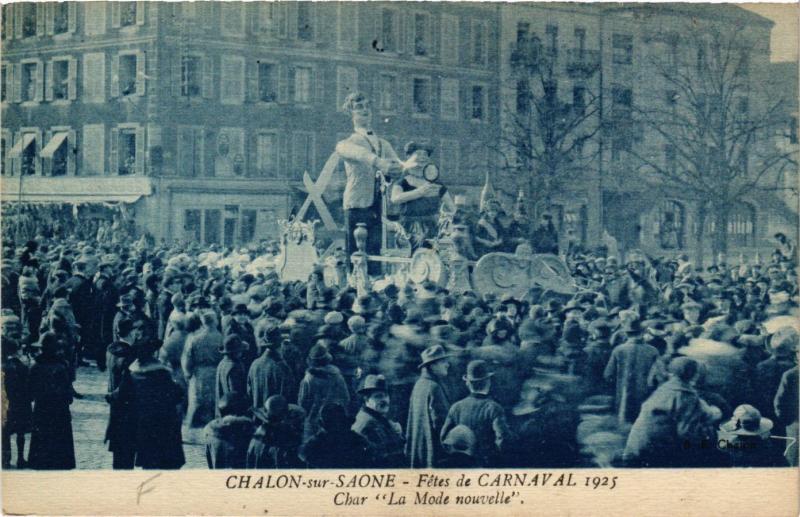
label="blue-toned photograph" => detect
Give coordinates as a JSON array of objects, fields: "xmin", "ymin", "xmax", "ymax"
[{"xmin": 1, "ymin": 1, "xmax": 797, "ymax": 471}]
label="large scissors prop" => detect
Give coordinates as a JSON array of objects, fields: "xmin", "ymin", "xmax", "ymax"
[{"xmin": 297, "ymin": 151, "xmax": 341, "ymax": 231}]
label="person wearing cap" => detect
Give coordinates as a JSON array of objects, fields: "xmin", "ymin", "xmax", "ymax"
[
  {"xmin": 624, "ymin": 356, "xmax": 722, "ymax": 468},
  {"xmin": 247, "ymin": 328, "xmax": 296, "ymax": 413},
  {"xmin": 717, "ymin": 404, "xmax": 785, "ymax": 467},
  {"xmin": 27, "ymin": 332, "xmax": 76, "ymax": 470},
  {"xmin": 406, "ymin": 344, "xmax": 452, "ymax": 467},
  {"xmin": 390, "ymin": 141, "xmax": 454, "ymax": 251},
  {"xmin": 754, "ymin": 326, "xmax": 799, "ymax": 424},
  {"xmin": 301, "ymin": 402, "xmax": 373, "ymax": 468},
  {"xmin": 603, "ymin": 311, "xmax": 659, "ymax": 426},
  {"xmin": 111, "ymin": 337, "xmax": 185, "ymax": 469},
  {"xmin": 437, "ymin": 424, "xmax": 478, "ymax": 468},
  {"xmin": 103, "ymin": 318, "xmax": 141, "ymax": 469},
  {"xmin": 2, "ymin": 317, "xmax": 32, "ymax": 469},
  {"xmin": 333, "ymin": 315, "xmax": 371, "ymax": 405},
  {"xmin": 335, "ymin": 92, "xmax": 402, "ymax": 272},
  {"xmin": 352, "ymin": 374, "xmax": 405, "ymax": 467},
  {"xmin": 215, "ymin": 335, "xmax": 248, "ymax": 420},
  {"xmin": 203, "ymin": 393, "xmax": 253, "ymax": 469},
  {"xmin": 297, "ymin": 342, "xmax": 351, "ymax": 442},
  {"xmin": 247, "ymin": 394, "xmax": 305, "ymax": 468},
  {"xmin": 182, "ymin": 311, "xmax": 223, "ymax": 432},
  {"xmin": 440, "ymin": 360, "xmax": 512, "ymax": 467}
]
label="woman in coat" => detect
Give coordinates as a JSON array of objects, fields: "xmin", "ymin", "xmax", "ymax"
[
  {"xmin": 27, "ymin": 332, "xmax": 75, "ymax": 470},
  {"xmin": 182, "ymin": 311, "xmax": 223, "ymax": 430},
  {"xmin": 116, "ymin": 337, "xmax": 185, "ymax": 469}
]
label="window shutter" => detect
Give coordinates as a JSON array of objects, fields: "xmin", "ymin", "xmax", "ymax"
[
  {"xmin": 136, "ymin": 1, "xmax": 145, "ymax": 25},
  {"xmin": 111, "ymin": 2, "xmax": 120, "ymax": 28},
  {"xmin": 287, "ymin": 3, "xmax": 298, "ymax": 40},
  {"xmin": 110, "ymin": 54, "xmax": 119, "ymax": 97},
  {"xmin": 461, "ymin": 19, "xmax": 471, "ymax": 65},
  {"xmin": 135, "ymin": 126, "xmax": 145, "ymax": 175},
  {"xmin": 5, "ymin": 63, "xmax": 13, "ymax": 103},
  {"xmin": 67, "ymin": 129, "xmax": 77, "ymax": 175},
  {"xmin": 404, "ymin": 13, "xmax": 414, "ymax": 54},
  {"xmin": 277, "ymin": 64, "xmax": 288, "ymax": 103},
  {"xmin": 337, "ymin": 3, "xmax": 357, "ymax": 50},
  {"xmin": 84, "ymin": 2, "xmax": 106, "ymax": 36},
  {"xmin": 278, "ymin": 132, "xmax": 288, "ymax": 178},
  {"xmin": 441, "ymin": 14, "xmax": 458, "ymax": 65},
  {"xmin": 13, "ymin": 4, "xmax": 22, "ymax": 38},
  {"xmin": 248, "ymin": 133, "xmax": 258, "ymax": 177},
  {"xmin": 83, "ymin": 52, "xmax": 105, "ymax": 102},
  {"xmin": 3, "ymin": 5, "xmax": 12, "ymax": 40},
  {"xmin": 246, "ymin": 60, "xmax": 257, "ymax": 102},
  {"xmin": 43, "ymin": 129, "xmax": 52, "ymax": 176},
  {"xmin": 202, "ymin": 56, "xmax": 213, "ymax": 99},
  {"xmin": 135, "ymin": 51, "xmax": 145, "ymax": 96},
  {"xmin": 315, "ymin": 66, "xmax": 324, "ymax": 105},
  {"xmin": 36, "ymin": 3, "xmax": 45, "ymax": 36},
  {"xmin": 67, "ymin": 3, "xmax": 76, "ymax": 33},
  {"xmin": 430, "ymin": 13, "xmax": 439, "ymax": 58},
  {"xmin": 34, "ymin": 61, "xmax": 43, "ymax": 102},
  {"xmin": 12, "ymin": 63, "xmax": 21, "ymax": 103},
  {"xmin": 34, "ymin": 130, "xmax": 42, "ymax": 176},
  {"xmin": 68, "ymin": 57, "xmax": 77, "ymax": 100},
  {"xmin": 171, "ymin": 53, "xmax": 181, "ymax": 97},
  {"xmin": 45, "ymin": 3, "xmax": 54, "ymax": 35},
  {"xmin": 109, "ymin": 127, "xmax": 119, "ymax": 174},
  {"xmin": 45, "ymin": 60, "xmax": 54, "ymax": 101}
]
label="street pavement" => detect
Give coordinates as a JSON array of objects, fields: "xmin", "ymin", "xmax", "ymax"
[{"xmin": 6, "ymin": 365, "xmax": 207, "ymax": 470}]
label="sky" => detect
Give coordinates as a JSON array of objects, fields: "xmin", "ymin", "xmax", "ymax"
[{"xmin": 742, "ymin": 3, "xmax": 799, "ymax": 62}]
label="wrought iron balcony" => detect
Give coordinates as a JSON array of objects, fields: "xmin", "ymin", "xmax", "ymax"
[
  {"xmin": 565, "ymin": 49, "xmax": 601, "ymax": 78},
  {"xmin": 510, "ymin": 40, "xmax": 547, "ymax": 73}
]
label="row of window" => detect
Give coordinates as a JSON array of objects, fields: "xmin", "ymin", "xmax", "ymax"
[
  {"xmin": 3, "ymin": 3, "xmax": 492, "ymax": 69},
  {"xmin": 516, "ymin": 22, "xmax": 633, "ymax": 65},
  {"xmin": 182, "ymin": 206, "xmax": 269, "ymax": 247},
  {"xmin": 1, "ymin": 55, "xmax": 491, "ymax": 123},
  {"xmin": 1, "ymin": 126, "xmax": 487, "ymax": 183},
  {"xmin": 2, "ymin": 2, "xmax": 143, "ymax": 39}
]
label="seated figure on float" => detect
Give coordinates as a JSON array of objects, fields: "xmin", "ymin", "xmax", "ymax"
[{"xmin": 389, "ymin": 141, "xmax": 455, "ymax": 252}]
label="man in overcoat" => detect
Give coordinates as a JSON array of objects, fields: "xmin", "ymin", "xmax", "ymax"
[
  {"xmin": 352, "ymin": 374, "xmax": 406, "ymax": 467},
  {"xmin": 406, "ymin": 345, "xmax": 452, "ymax": 467}
]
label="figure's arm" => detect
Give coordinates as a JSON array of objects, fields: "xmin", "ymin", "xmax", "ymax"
[
  {"xmin": 391, "ymin": 182, "xmax": 438, "ymax": 204},
  {"xmin": 336, "ymin": 139, "xmax": 398, "ymax": 173}
]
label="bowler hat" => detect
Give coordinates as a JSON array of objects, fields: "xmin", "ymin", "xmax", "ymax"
[
  {"xmin": 253, "ymin": 395, "xmax": 289, "ymax": 423},
  {"xmin": 307, "ymin": 343, "xmax": 332, "ymax": 366},
  {"xmin": 463, "ymin": 360, "xmax": 494, "ymax": 382},
  {"xmin": 358, "ymin": 374, "xmax": 388, "ymax": 395},
  {"xmin": 419, "ymin": 344, "xmax": 452, "ymax": 369}
]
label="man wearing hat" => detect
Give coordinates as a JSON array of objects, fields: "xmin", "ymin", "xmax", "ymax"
[
  {"xmin": 297, "ymin": 342, "xmax": 350, "ymax": 442},
  {"xmin": 247, "ymin": 328, "xmax": 296, "ymax": 412},
  {"xmin": 301, "ymin": 402, "xmax": 373, "ymax": 468},
  {"xmin": 224, "ymin": 303, "xmax": 257, "ymax": 369},
  {"xmin": 352, "ymin": 374, "xmax": 405, "ymax": 467},
  {"xmin": 183, "ymin": 311, "xmax": 223, "ymax": 432},
  {"xmin": 754, "ymin": 326, "xmax": 798, "ymax": 424},
  {"xmin": 203, "ymin": 393, "xmax": 253, "ymax": 469},
  {"xmin": 215, "ymin": 335, "xmax": 248, "ymax": 420},
  {"xmin": 247, "ymin": 394, "xmax": 304, "ymax": 468},
  {"xmin": 604, "ymin": 314, "xmax": 659, "ymax": 426},
  {"xmin": 406, "ymin": 345, "xmax": 452, "ymax": 467},
  {"xmin": 334, "ymin": 315, "xmax": 371, "ymax": 403},
  {"xmin": 65, "ymin": 257, "xmax": 96, "ymax": 368},
  {"xmin": 624, "ymin": 357, "xmax": 722, "ymax": 468},
  {"xmin": 440, "ymin": 360, "xmax": 512, "ymax": 467},
  {"xmin": 335, "ymin": 92, "xmax": 402, "ymax": 272}
]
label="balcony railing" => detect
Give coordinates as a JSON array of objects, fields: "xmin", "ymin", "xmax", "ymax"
[
  {"xmin": 565, "ymin": 49, "xmax": 600, "ymax": 78},
  {"xmin": 510, "ymin": 40, "xmax": 548, "ymax": 73}
]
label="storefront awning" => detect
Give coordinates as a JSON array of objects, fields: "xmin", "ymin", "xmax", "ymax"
[
  {"xmin": 40, "ymin": 132, "xmax": 68, "ymax": 159},
  {"xmin": 7, "ymin": 134, "xmax": 36, "ymax": 158},
  {"xmin": 1, "ymin": 176, "xmax": 152, "ymax": 204}
]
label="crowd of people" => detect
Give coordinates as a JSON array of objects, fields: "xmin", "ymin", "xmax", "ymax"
[{"xmin": 1, "ymin": 222, "xmax": 798, "ymax": 470}]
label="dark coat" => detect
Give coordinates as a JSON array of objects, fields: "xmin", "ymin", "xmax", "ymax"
[
  {"xmin": 406, "ymin": 370, "xmax": 450, "ymax": 467},
  {"xmin": 94, "ymin": 276, "xmax": 119, "ymax": 351},
  {"xmin": 717, "ymin": 432, "xmax": 787, "ymax": 467},
  {"xmin": 437, "ymin": 451, "xmax": 479, "ymax": 468},
  {"xmin": 623, "ymin": 378, "xmax": 719, "ymax": 468},
  {"xmin": 246, "ymin": 420, "xmax": 303, "ymax": 469},
  {"xmin": 203, "ymin": 415, "xmax": 253, "ymax": 469},
  {"xmin": 506, "ymin": 395, "xmax": 579, "ymax": 468},
  {"xmin": 104, "ymin": 340, "xmax": 136, "ymax": 453},
  {"xmin": 65, "ymin": 273, "xmax": 95, "ymax": 349},
  {"xmin": 755, "ymin": 357, "xmax": 796, "ymax": 422},
  {"xmin": 297, "ymin": 365, "xmax": 350, "ymax": 440},
  {"xmin": 440, "ymin": 392, "xmax": 513, "ymax": 467},
  {"xmin": 115, "ymin": 359, "xmax": 185, "ymax": 469},
  {"xmin": 27, "ymin": 355, "xmax": 75, "ymax": 470},
  {"xmin": 215, "ymin": 356, "xmax": 248, "ymax": 419},
  {"xmin": 604, "ymin": 340, "xmax": 659, "ymax": 425},
  {"xmin": 301, "ymin": 428, "xmax": 373, "ymax": 468},
  {"xmin": 352, "ymin": 406, "xmax": 406, "ymax": 468},
  {"xmin": 246, "ymin": 349, "xmax": 296, "ymax": 411},
  {"xmin": 2, "ymin": 355, "xmax": 32, "ymax": 435}
]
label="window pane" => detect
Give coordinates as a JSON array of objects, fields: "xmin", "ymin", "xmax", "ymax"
[
  {"xmin": 472, "ymin": 85, "xmax": 484, "ymax": 119},
  {"xmin": 259, "ymin": 63, "xmax": 276, "ymax": 102},
  {"xmin": 381, "ymin": 10, "xmax": 395, "ymax": 52},
  {"xmin": 120, "ymin": 2, "xmax": 137, "ymax": 27},
  {"xmin": 120, "ymin": 55, "xmax": 137, "ymax": 96},
  {"xmin": 294, "ymin": 67, "xmax": 311, "ymax": 103},
  {"xmin": 414, "ymin": 13, "xmax": 429, "ymax": 56},
  {"xmin": 53, "ymin": 61, "xmax": 69, "ymax": 100},
  {"xmin": 241, "ymin": 209, "xmax": 257, "ymax": 243},
  {"xmin": 22, "ymin": 63, "xmax": 37, "ymax": 102},
  {"xmin": 185, "ymin": 209, "xmax": 202, "ymax": 242},
  {"xmin": 379, "ymin": 74, "xmax": 395, "ymax": 111},
  {"xmin": 413, "ymin": 78, "xmax": 430, "ymax": 114},
  {"xmin": 119, "ymin": 130, "xmax": 136, "ymax": 175},
  {"xmin": 54, "ymin": 3, "xmax": 70, "ymax": 34},
  {"xmin": 257, "ymin": 133, "xmax": 276, "ymax": 177},
  {"xmin": 297, "ymin": 3, "xmax": 313, "ymax": 41}
]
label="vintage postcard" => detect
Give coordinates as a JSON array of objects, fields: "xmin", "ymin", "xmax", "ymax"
[{"xmin": 1, "ymin": 1, "xmax": 798, "ymax": 515}]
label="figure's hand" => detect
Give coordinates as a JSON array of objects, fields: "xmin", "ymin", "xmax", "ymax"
[
  {"xmin": 421, "ymin": 183, "xmax": 441, "ymax": 197},
  {"xmin": 376, "ymin": 157, "xmax": 402, "ymax": 174}
]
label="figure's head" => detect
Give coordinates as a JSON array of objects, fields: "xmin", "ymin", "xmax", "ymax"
[{"xmin": 343, "ymin": 92, "xmax": 372, "ymax": 128}]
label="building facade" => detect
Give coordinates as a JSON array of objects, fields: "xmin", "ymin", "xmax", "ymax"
[{"xmin": 2, "ymin": 2, "xmax": 501, "ymax": 246}]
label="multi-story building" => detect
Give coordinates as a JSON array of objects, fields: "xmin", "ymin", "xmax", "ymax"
[
  {"xmin": 2, "ymin": 2, "xmax": 501, "ymax": 246},
  {"xmin": 499, "ymin": 3, "xmax": 798, "ymax": 260}
]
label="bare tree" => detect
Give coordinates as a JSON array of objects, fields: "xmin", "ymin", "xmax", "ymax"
[
  {"xmin": 495, "ymin": 33, "xmax": 602, "ymax": 216},
  {"xmin": 628, "ymin": 23, "xmax": 795, "ymax": 262}
]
